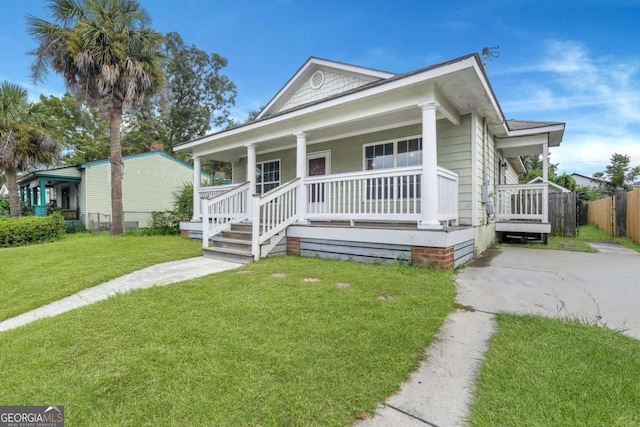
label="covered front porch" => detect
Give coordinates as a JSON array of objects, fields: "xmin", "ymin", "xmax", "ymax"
[
  {"xmin": 17, "ymin": 169, "xmax": 81, "ymax": 219},
  {"xmin": 494, "ymin": 122, "xmax": 564, "ymax": 238},
  {"xmin": 182, "ymin": 86, "xmax": 473, "ymax": 266}
]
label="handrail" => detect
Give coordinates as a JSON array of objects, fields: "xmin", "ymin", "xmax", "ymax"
[
  {"xmin": 304, "ymin": 166, "xmax": 422, "ymax": 184},
  {"xmin": 202, "ymin": 182, "xmax": 251, "ymax": 248},
  {"xmin": 252, "ymin": 178, "xmax": 300, "ymax": 259}
]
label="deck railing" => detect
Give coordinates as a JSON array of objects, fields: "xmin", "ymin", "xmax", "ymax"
[
  {"xmin": 202, "ymin": 182, "xmax": 250, "ymax": 247},
  {"xmin": 303, "ymin": 166, "xmax": 458, "ymax": 223},
  {"xmin": 198, "ymin": 183, "xmax": 241, "ymax": 199},
  {"xmin": 495, "ymin": 183, "xmax": 549, "ymax": 222},
  {"xmin": 252, "ymin": 178, "xmax": 300, "ymax": 258}
]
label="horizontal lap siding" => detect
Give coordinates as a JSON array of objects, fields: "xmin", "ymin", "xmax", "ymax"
[
  {"xmin": 454, "ymin": 239, "xmax": 474, "ymax": 267},
  {"xmin": 83, "ymin": 154, "xmax": 198, "ymax": 227},
  {"xmin": 299, "ymin": 238, "xmax": 412, "ymax": 264},
  {"xmin": 437, "ymin": 114, "xmax": 472, "ymax": 225}
]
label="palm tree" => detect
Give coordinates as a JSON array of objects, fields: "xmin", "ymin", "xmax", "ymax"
[
  {"xmin": 28, "ymin": 0, "xmax": 163, "ymax": 234},
  {"xmin": 0, "ymin": 82, "xmax": 56, "ymax": 217}
]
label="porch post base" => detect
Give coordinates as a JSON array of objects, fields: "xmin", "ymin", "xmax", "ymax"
[{"xmin": 417, "ymin": 220, "xmax": 443, "ymax": 230}]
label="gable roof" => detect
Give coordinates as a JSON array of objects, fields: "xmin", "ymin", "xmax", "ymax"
[
  {"xmin": 528, "ymin": 176, "xmax": 570, "ymax": 192},
  {"xmin": 175, "ymin": 53, "xmax": 564, "ymax": 159},
  {"xmin": 257, "ymin": 57, "xmax": 395, "ymax": 119}
]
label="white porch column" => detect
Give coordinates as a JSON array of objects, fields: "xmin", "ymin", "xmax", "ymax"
[
  {"xmin": 542, "ymin": 141, "xmax": 549, "ymax": 182},
  {"xmin": 295, "ymin": 132, "xmax": 308, "ymax": 223},
  {"xmin": 246, "ymin": 144, "xmax": 256, "ymax": 218},
  {"xmin": 192, "ymin": 156, "xmax": 202, "ymax": 220},
  {"xmin": 246, "ymin": 144, "xmax": 257, "ymax": 194},
  {"xmin": 418, "ymin": 102, "xmax": 442, "ymax": 229}
]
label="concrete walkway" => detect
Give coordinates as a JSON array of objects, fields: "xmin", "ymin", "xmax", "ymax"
[
  {"xmin": 0, "ymin": 257, "xmax": 241, "ymax": 332},
  {"xmin": 360, "ymin": 244, "xmax": 640, "ymax": 427}
]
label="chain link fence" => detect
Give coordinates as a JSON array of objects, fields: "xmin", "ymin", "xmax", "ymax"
[{"xmin": 84, "ymin": 211, "xmax": 153, "ymax": 232}]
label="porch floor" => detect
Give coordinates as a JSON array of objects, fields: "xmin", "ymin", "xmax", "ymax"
[{"xmin": 296, "ymin": 220, "xmax": 472, "ymax": 232}]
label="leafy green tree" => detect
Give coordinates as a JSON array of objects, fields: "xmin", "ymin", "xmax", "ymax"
[
  {"xmin": 519, "ymin": 154, "xmax": 558, "ymax": 183},
  {"xmin": 28, "ymin": 0, "xmax": 164, "ymax": 234},
  {"xmin": 0, "ymin": 81, "xmax": 57, "ymax": 217},
  {"xmin": 552, "ymin": 173, "xmax": 577, "ymax": 192},
  {"xmin": 39, "ymin": 93, "xmax": 110, "ymax": 164},
  {"xmin": 593, "ymin": 153, "xmax": 640, "ymax": 192},
  {"xmin": 124, "ymin": 32, "xmax": 237, "ymax": 154}
]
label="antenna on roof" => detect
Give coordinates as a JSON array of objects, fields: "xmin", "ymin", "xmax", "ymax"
[{"xmin": 481, "ymin": 45, "xmax": 500, "ymax": 68}]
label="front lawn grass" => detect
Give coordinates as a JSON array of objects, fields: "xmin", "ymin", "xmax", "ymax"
[
  {"xmin": 0, "ymin": 233, "xmax": 200, "ymax": 321},
  {"xmin": 500, "ymin": 224, "xmax": 640, "ymax": 253},
  {"xmin": 470, "ymin": 315, "xmax": 640, "ymax": 426},
  {"xmin": 0, "ymin": 256, "xmax": 454, "ymax": 426},
  {"xmin": 578, "ymin": 224, "xmax": 640, "ymax": 252}
]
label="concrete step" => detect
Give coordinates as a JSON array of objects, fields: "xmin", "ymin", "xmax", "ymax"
[
  {"xmin": 202, "ymin": 247, "xmax": 253, "ymax": 264},
  {"xmin": 221, "ymin": 229, "xmax": 252, "ymax": 241},
  {"xmin": 211, "ymin": 237, "xmax": 252, "ymax": 251}
]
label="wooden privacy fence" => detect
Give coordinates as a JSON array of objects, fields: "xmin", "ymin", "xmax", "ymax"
[
  {"xmin": 627, "ymin": 189, "xmax": 640, "ymax": 243},
  {"xmin": 587, "ymin": 189, "xmax": 640, "ymax": 243},
  {"xmin": 548, "ymin": 192, "xmax": 576, "ymax": 237}
]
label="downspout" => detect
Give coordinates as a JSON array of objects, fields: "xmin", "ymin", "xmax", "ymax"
[{"xmin": 482, "ymin": 117, "xmax": 495, "ymax": 223}]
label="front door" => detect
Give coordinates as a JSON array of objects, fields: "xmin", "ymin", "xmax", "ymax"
[{"xmin": 307, "ymin": 151, "xmax": 331, "ymax": 213}]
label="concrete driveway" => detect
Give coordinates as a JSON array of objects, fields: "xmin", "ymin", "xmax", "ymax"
[
  {"xmin": 457, "ymin": 244, "xmax": 640, "ymax": 339},
  {"xmin": 359, "ymin": 244, "xmax": 639, "ymax": 427}
]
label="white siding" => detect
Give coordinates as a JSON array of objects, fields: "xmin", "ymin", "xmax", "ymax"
[{"xmin": 277, "ymin": 70, "xmax": 372, "ymax": 113}]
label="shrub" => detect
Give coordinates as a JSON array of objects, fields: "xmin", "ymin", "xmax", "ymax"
[
  {"xmin": 0, "ymin": 214, "xmax": 65, "ymax": 247},
  {"xmin": 64, "ymin": 220, "xmax": 86, "ymax": 234},
  {"xmin": 0, "ymin": 199, "xmax": 34, "ymax": 217},
  {"xmin": 174, "ymin": 183, "xmax": 193, "ymax": 221},
  {"xmin": 143, "ymin": 211, "xmax": 179, "ymax": 235}
]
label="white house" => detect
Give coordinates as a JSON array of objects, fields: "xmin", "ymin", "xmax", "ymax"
[{"xmin": 175, "ymin": 54, "xmax": 565, "ymax": 267}]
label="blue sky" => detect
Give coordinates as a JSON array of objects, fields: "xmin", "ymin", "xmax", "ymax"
[{"xmin": 2, "ymin": 0, "xmax": 639, "ymax": 177}]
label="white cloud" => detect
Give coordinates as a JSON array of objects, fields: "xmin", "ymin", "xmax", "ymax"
[{"xmin": 496, "ymin": 40, "xmax": 640, "ymax": 176}]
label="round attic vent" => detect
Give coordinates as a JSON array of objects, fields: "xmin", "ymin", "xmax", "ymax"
[{"xmin": 310, "ymin": 70, "xmax": 325, "ymax": 89}]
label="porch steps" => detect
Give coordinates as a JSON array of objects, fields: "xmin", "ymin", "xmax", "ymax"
[{"xmin": 202, "ymin": 222, "xmax": 254, "ymax": 264}]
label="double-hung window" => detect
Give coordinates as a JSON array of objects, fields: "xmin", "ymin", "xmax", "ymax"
[
  {"xmin": 256, "ymin": 159, "xmax": 280, "ymax": 194},
  {"xmin": 363, "ymin": 137, "xmax": 422, "ymax": 199}
]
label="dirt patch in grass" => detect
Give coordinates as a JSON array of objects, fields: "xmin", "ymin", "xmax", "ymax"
[
  {"xmin": 271, "ymin": 273, "xmax": 287, "ymax": 278},
  {"xmin": 336, "ymin": 283, "xmax": 351, "ymax": 288}
]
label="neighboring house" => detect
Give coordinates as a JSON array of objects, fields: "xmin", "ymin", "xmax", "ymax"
[
  {"xmin": 630, "ymin": 180, "xmax": 640, "ymax": 189},
  {"xmin": 175, "ymin": 54, "xmax": 565, "ymax": 267},
  {"xmin": 571, "ymin": 173, "xmax": 608, "ymax": 191},
  {"xmin": 528, "ymin": 176, "xmax": 570, "ymax": 193},
  {"xmin": 17, "ymin": 151, "xmax": 208, "ymax": 229}
]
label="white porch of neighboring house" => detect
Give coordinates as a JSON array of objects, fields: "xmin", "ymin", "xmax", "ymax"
[{"xmin": 176, "ymin": 54, "xmax": 564, "ymax": 267}]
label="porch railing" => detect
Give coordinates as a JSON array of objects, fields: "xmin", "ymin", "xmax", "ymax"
[
  {"xmin": 198, "ymin": 183, "xmax": 241, "ymax": 199},
  {"xmin": 202, "ymin": 182, "xmax": 251, "ymax": 247},
  {"xmin": 252, "ymin": 178, "xmax": 300, "ymax": 258},
  {"xmin": 303, "ymin": 166, "xmax": 458, "ymax": 222},
  {"xmin": 495, "ymin": 183, "xmax": 549, "ymax": 222}
]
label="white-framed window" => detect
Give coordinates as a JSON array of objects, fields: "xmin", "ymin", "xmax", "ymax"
[
  {"xmin": 363, "ymin": 137, "xmax": 422, "ymax": 170},
  {"xmin": 256, "ymin": 159, "xmax": 280, "ymax": 194},
  {"xmin": 363, "ymin": 137, "xmax": 422, "ymax": 199}
]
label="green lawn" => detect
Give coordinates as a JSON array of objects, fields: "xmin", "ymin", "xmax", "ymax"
[
  {"xmin": 0, "ymin": 256, "xmax": 455, "ymax": 426},
  {"xmin": 0, "ymin": 233, "xmax": 201, "ymax": 321},
  {"xmin": 501, "ymin": 224, "xmax": 640, "ymax": 253},
  {"xmin": 578, "ymin": 224, "xmax": 640, "ymax": 252},
  {"xmin": 470, "ymin": 315, "xmax": 640, "ymax": 426}
]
